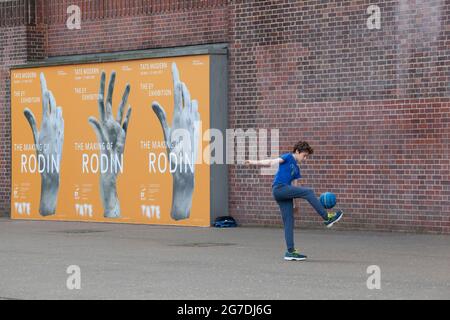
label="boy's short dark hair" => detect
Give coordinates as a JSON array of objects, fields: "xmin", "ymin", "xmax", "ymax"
[{"xmin": 293, "ymin": 141, "xmax": 314, "ymax": 155}]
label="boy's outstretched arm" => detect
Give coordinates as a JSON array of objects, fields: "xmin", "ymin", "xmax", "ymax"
[{"xmin": 245, "ymin": 158, "xmax": 284, "ymax": 166}]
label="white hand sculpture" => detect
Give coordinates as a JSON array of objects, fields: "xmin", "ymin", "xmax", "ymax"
[
  {"xmin": 88, "ymin": 71, "xmax": 132, "ymax": 218},
  {"xmin": 23, "ymin": 73, "xmax": 64, "ymax": 216},
  {"xmin": 152, "ymin": 63, "xmax": 200, "ymax": 221}
]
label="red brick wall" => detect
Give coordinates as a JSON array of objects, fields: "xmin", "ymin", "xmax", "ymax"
[
  {"xmin": 228, "ymin": 0, "xmax": 450, "ymax": 234},
  {"xmin": 1, "ymin": 0, "xmax": 449, "ymax": 233},
  {"xmin": 46, "ymin": 1, "xmax": 229, "ymax": 56},
  {"xmin": 0, "ymin": 25, "xmax": 28, "ymax": 214}
]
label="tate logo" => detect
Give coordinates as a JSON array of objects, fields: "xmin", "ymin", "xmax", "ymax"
[
  {"xmin": 141, "ymin": 205, "xmax": 161, "ymax": 220},
  {"xmin": 75, "ymin": 203, "xmax": 93, "ymax": 217},
  {"xmin": 14, "ymin": 202, "xmax": 31, "ymax": 216}
]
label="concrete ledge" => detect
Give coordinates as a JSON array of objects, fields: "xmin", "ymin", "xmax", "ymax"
[{"xmin": 11, "ymin": 43, "xmax": 228, "ymax": 69}]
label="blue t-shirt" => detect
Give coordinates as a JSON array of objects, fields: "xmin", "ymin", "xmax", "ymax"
[{"xmin": 272, "ymin": 153, "xmax": 301, "ymax": 187}]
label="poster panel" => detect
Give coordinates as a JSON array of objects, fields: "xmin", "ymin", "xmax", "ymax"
[{"xmin": 11, "ymin": 55, "xmax": 211, "ymax": 227}]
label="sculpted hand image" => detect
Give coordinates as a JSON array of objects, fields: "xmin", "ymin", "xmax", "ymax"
[
  {"xmin": 88, "ymin": 71, "xmax": 132, "ymax": 218},
  {"xmin": 152, "ymin": 63, "xmax": 200, "ymax": 221},
  {"xmin": 23, "ymin": 73, "xmax": 64, "ymax": 216}
]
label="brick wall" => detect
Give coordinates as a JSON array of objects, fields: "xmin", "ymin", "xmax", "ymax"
[
  {"xmin": 45, "ymin": 0, "xmax": 229, "ymax": 56},
  {"xmin": 228, "ymin": 0, "xmax": 450, "ymax": 234},
  {"xmin": 0, "ymin": 25, "xmax": 28, "ymax": 216},
  {"xmin": 1, "ymin": 0, "xmax": 449, "ymax": 233}
]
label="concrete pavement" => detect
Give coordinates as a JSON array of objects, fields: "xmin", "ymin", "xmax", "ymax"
[{"xmin": 0, "ymin": 217, "xmax": 449, "ymax": 300}]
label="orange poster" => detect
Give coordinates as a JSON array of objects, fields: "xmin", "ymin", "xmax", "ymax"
[{"xmin": 11, "ymin": 55, "xmax": 211, "ymax": 227}]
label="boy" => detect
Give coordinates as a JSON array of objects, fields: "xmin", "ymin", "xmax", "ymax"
[{"xmin": 245, "ymin": 141, "xmax": 343, "ymax": 261}]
